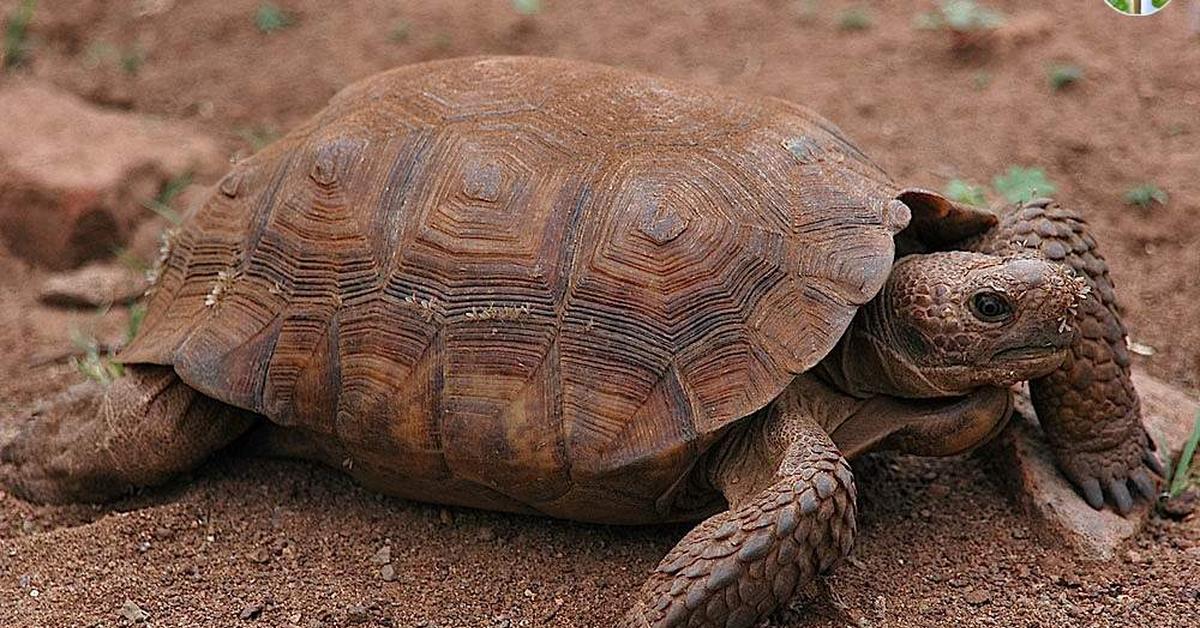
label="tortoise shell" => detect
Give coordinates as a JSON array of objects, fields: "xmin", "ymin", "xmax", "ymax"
[{"xmin": 121, "ymin": 56, "xmax": 917, "ymax": 523}]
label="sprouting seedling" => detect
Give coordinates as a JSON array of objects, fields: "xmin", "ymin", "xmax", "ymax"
[
  {"xmin": 1048, "ymin": 64, "xmax": 1083, "ymax": 91},
  {"xmin": 1168, "ymin": 411, "xmax": 1200, "ymax": 499},
  {"xmin": 512, "ymin": 0, "xmax": 542, "ymax": 16},
  {"xmin": 915, "ymin": 0, "xmax": 1005, "ymax": 31},
  {"xmin": 993, "ymin": 167, "xmax": 1058, "ymax": 204},
  {"xmin": 1124, "ymin": 184, "xmax": 1168, "ymax": 208},
  {"xmin": 944, "ymin": 179, "xmax": 988, "ymax": 206},
  {"xmin": 388, "ymin": 20, "xmax": 410, "ymax": 43},
  {"xmin": 255, "ymin": 2, "xmax": 293, "ymax": 33},
  {"xmin": 838, "ymin": 7, "xmax": 873, "ymax": 31},
  {"xmin": 69, "ymin": 325, "xmax": 125, "ymax": 384},
  {"xmin": 3, "ymin": 0, "xmax": 36, "ymax": 70}
]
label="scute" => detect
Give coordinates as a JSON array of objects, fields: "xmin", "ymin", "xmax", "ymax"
[{"xmin": 120, "ymin": 56, "xmax": 906, "ymax": 522}]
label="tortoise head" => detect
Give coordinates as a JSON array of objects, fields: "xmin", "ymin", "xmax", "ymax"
[{"xmin": 825, "ymin": 251, "xmax": 1086, "ymax": 398}]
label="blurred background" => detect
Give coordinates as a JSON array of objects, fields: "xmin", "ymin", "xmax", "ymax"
[{"xmin": 0, "ymin": 1, "xmax": 1197, "ymax": 626}]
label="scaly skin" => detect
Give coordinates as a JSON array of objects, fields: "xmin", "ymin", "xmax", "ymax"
[
  {"xmin": 625, "ymin": 391, "xmax": 855, "ymax": 628},
  {"xmin": 0, "ymin": 365, "xmax": 253, "ymax": 503},
  {"xmin": 963, "ymin": 198, "xmax": 1162, "ymax": 513}
]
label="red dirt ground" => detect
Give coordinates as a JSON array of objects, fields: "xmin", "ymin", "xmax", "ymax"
[{"xmin": 1, "ymin": 1, "xmax": 1197, "ymax": 626}]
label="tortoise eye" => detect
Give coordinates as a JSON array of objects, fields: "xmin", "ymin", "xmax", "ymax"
[{"xmin": 970, "ymin": 291, "xmax": 1013, "ymax": 323}]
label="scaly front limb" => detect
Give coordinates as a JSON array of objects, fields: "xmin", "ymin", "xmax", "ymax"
[
  {"xmin": 624, "ymin": 387, "xmax": 855, "ymax": 628},
  {"xmin": 963, "ymin": 198, "xmax": 1161, "ymax": 513}
]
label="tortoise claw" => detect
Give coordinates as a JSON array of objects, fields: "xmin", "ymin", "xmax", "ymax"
[
  {"xmin": 1078, "ymin": 476, "xmax": 1104, "ymax": 510},
  {"xmin": 1105, "ymin": 478, "xmax": 1133, "ymax": 516},
  {"xmin": 1131, "ymin": 469, "xmax": 1158, "ymax": 501},
  {"xmin": 1142, "ymin": 449, "xmax": 1165, "ymax": 476}
]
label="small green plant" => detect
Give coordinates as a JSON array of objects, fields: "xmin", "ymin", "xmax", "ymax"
[
  {"xmin": 3, "ymin": 0, "xmax": 36, "ymax": 70},
  {"xmin": 126, "ymin": 302, "xmax": 147, "ymax": 344},
  {"xmin": 141, "ymin": 171, "xmax": 193, "ymax": 225},
  {"xmin": 119, "ymin": 46, "xmax": 145, "ymax": 75},
  {"xmin": 944, "ymin": 179, "xmax": 988, "ymax": 206},
  {"xmin": 1048, "ymin": 64, "xmax": 1083, "ymax": 91},
  {"xmin": 1108, "ymin": 0, "xmax": 1130, "ymax": 11},
  {"xmin": 993, "ymin": 167, "xmax": 1058, "ymax": 204},
  {"xmin": 915, "ymin": 0, "xmax": 1004, "ymax": 32},
  {"xmin": 388, "ymin": 20, "xmax": 410, "ymax": 43},
  {"xmin": 837, "ymin": 7, "xmax": 873, "ymax": 31},
  {"xmin": 1168, "ymin": 411, "xmax": 1200, "ymax": 498},
  {"xmin": 70, "ymin": 327, "xmax": 124, "ymax": 384},
  {"xmin": 255, "ymin": 2, "xmax": 293, "ymax": 33},
  {"xmin": 236, "ymin": 124, "xmax": 280, "ymax": 151},
  {"xmin": 972, "ymin": 71, "xmax": 992, "ymax": 90},
  {"xmin": 511, "ymin": 0, "xmax": 542, "ymax": 16},
  {"xmin": 1124, "ymin": 184, "xmax": 1168, "ymax": 208}
]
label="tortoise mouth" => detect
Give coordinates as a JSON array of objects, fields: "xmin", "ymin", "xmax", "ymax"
[{"xmin": 990, "ymin": 345, "xmax": 1067, "ymax": 372}]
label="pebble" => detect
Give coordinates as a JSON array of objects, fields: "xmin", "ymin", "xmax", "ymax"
[
  {"xmin": 239, "ymin": 601, "xmax": 264, "ymax": 621},
  {"xmin": 371, "ymin": 545, "xmax": 392, "ymax": 565},
  {"xmin": 119, "ymin": 599, "xmax": 150, "ymax": 623},
  {"xmin": 347, "ymin": 605, "xmax": 370, "ymax": 624},
  {"xmin": 380, "ymin": 564, "xmax": 397, "ymax": 582},
  {"xmin": 964, "ymin": 590, "xmax": 992, "ymax": 606},
  {"xmin": 438, "ymin": 509, "xmax": 454, "ymax": 526}
]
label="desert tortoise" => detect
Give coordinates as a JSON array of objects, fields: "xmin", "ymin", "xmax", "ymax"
[{"xmin": 1, "ymin": 57, "xmax": 1160, "ymax": 627}]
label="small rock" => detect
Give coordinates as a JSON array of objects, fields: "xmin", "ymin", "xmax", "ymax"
[
  {"xmin": 964, "ymin": 590, "xmax": 991, "ymax": 606},
  {"xmin": 370, "ymin": 545, "xmax": 392, "ymax": 565},
  {"xmin": 476, "ymin": 526, "xmax": 496, "ymax": 542},
  {"xmin": 0, "ymin": 81, "xmax": 223, "ymax": 270},
  {"xmin": 17, "ymin": 574, "xmax": 31, "ymax": 588},
  {"xmin": 239, "ymin": 601, "xmax": 264, "ymax": 621},
  {"xmin": 380, "ymin": 564, "xmax": 397, "ymax": 582},
  {"xmin": 119, "ymin": 599, "xmax": 150, "ymax": 623},
  {"xmin": 438, "ymin": 509, "xmax": 454, "ymax": 526},
  {"xmin": 991, "ymin": 369, "xmax": 1199, "ymax": 560},
  {"xmin": 1011, "ymin": 528, "xmax": 1029, "ymax": 539},
  {"xmin": 346, "ymin": 605, "xmax": 369, "ymax": 624}
]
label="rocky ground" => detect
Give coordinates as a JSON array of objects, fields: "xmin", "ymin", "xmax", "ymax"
[{"xmin": 0, "ymin": 0, "xmax": 1198, "ymax": 626}]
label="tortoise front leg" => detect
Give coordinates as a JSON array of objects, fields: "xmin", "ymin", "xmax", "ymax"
[
  {"xmin": 1, "ymin": 365, "xmax": 254, "ymax": 503},
  {"xmin": 963, "ymin": 199, "xmax": 1161, "ymax": 513},
  {"xmin": 625, "ymin": 389, "xmax": 855, "ymax": 628}
]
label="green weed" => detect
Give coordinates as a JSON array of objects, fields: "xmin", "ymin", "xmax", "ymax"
[
  {"xmin": 837, "ymin": 7, "xmax": 873, "ymax": 31},
  {"xmin": 3, "ymin": 0, "xmax": 36, "ymax": 70},
  {"xmin": 1168, "ymin": 411, "xmax": 1200, "ymax": 498},
  {"xmin": 1048, "ymin": 64, "xmax": 1083, "ymax": 91},
  {"xmin": 255, "ymin": 3, "xmax": 293, "ymax": 33},
  {"xmin": 944, "ymin": 179, "xmax": 988, "ymax": 206},
  {"xmin": 993, "ymin": 167, "xmax": 1058, "ymax": 204},
  {"xmin": 69, "ymin": 326, "xmax": 124, "ymax": 384},
  {"xmin": 512, "ymin": 0, "xmax": 542, "ymax": 16},
  {"xmin": 1124, "ymin": 184, "xmax": 1168, "ymax": 208},
  {"xmin": 388, "ymin": 20, "xmax": 410, "ymax": 43},
  {"xmin": 915, "ymin": 0, "xmax": 1005, "ymax": 32}
]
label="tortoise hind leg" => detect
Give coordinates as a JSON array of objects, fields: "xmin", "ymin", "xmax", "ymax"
[
  {"xmin": 0, "ymin": 364, "xmax": 254, "ymax": 503},
  {"xmin": 625, "ymin": 389, "xmax": 855, "ymax": 627}
]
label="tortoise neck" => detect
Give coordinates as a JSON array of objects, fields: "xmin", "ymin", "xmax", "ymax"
[{"xmin": 818, "ymin": 290, "xmax": 954, "ymax": 399}]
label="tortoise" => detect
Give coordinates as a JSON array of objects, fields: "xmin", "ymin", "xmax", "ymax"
[{"xmin": 0, "ymin": 57, "xmax": 1161, "ymax": 627}]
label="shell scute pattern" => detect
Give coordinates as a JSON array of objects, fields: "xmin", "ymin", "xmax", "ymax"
[{"xmin": 121, "ymin": 57, "xmax": 904, "ymax": 521}]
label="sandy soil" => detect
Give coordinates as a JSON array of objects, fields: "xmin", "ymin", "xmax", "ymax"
[{"xmin": 1, "ymin": 0, "xmax": 1197, "ymax": 626}]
